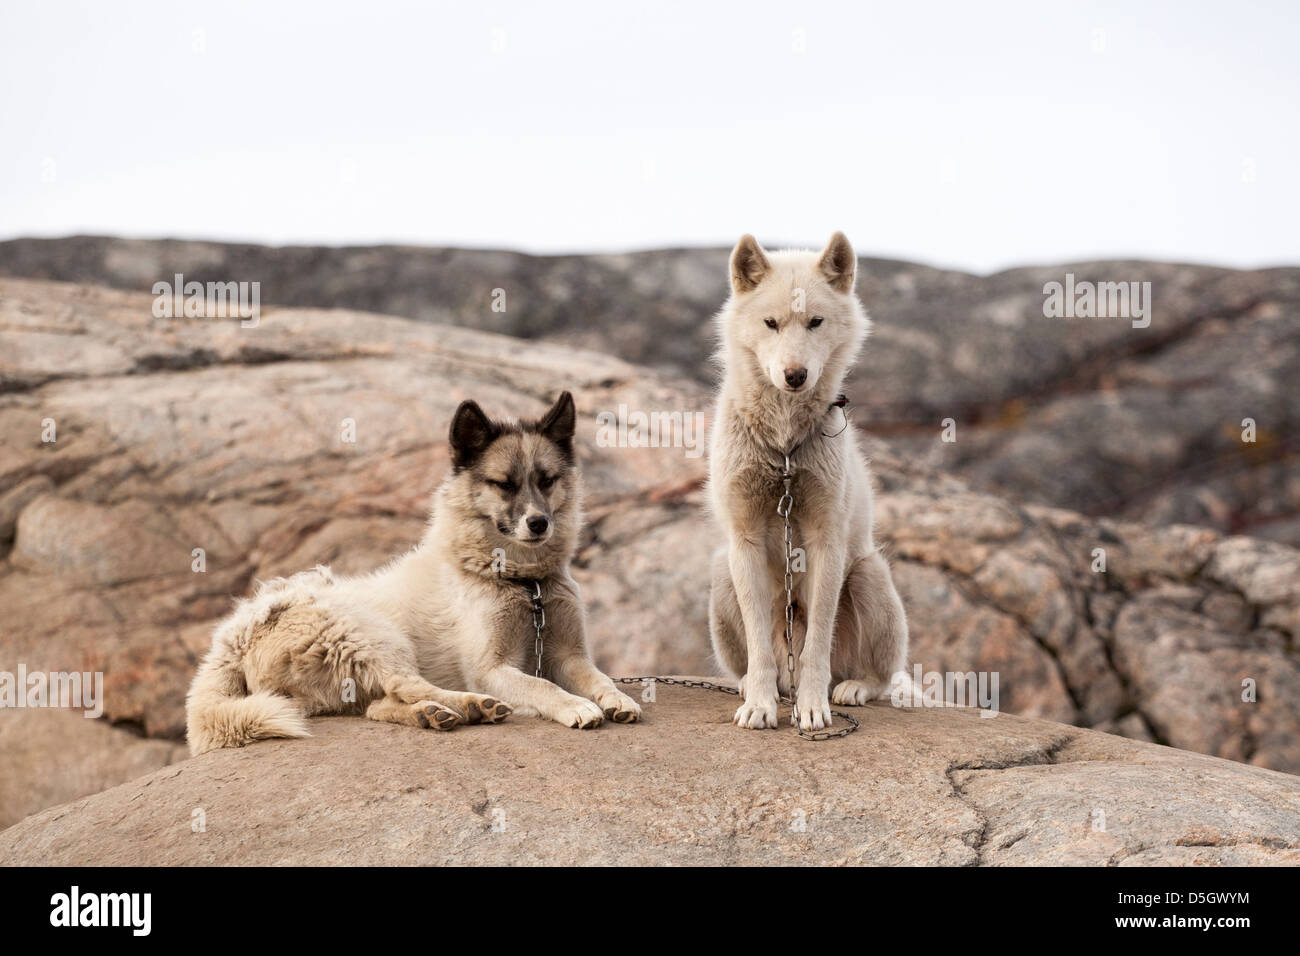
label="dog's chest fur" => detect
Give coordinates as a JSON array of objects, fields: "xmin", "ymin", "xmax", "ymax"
[{"xmin": 404, "ymin": 569, "xmax": 538, "ymax": 683}]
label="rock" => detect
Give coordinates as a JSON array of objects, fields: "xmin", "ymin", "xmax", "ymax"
[
  {"xmin": 1, "ymin": 278, "xmax": 1298, "ymax": 834},
  {"xmin": 0, "ymin": 474, "xmax": 52, "ymax": 545},
  {"xmin": 1, "ymin": 685, "xmax": 1296, "ymax": 866},
  {"xmin": 3, "ymin": 237, "xmax": 1297, "ymax": 546},
  {"xmin": 0, "ymin": 709, "xmax": 187, "ymax": 830},
  {"xmin": 1203, "ymin": 536, "xmax": 1300, "ymax": 606},
  {"xmin": 13, "ymin": 496, "xmax": 198, "ymax": 586}
]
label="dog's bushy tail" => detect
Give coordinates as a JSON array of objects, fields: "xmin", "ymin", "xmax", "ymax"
[{"xmin": 186, "ymin": 653, "xmax": 308, "ymax": 756}]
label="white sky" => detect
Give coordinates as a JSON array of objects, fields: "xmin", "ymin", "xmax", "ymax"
[{"xmin": 2, "ymin": 0, "xmax": 1296, "ymax": 272}]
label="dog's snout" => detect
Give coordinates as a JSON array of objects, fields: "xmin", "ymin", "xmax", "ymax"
[
  {"xmin": 526, "ymin": 515, "xmax": 550, "ymax": 535},
  {"xmin": 784, "ymin": 366, "xmax": 808, "ymax": 389}
]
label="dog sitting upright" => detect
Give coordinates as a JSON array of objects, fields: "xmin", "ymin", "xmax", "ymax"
[
  {"xmin": 708, "ymin": 233, "xmax": 910, "ymax": 733},
  {"xmin": 186, "ymin": 391, "xmax": 640, "ymax": 754}
]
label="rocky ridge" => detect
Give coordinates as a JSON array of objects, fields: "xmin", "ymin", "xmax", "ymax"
[{"xmin": 3, "ymin": 236, "xmax": 1296, "ymax": 545}]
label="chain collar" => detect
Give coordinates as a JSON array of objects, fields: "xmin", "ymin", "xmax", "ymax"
[
  {"xmin": 772, "ymin": 407, "xmax": 860, "ymax": 741},
  {"xmin": 500, "ymin": 575, "xmax": 547, "ymax": 678},
  {"xmin": 771, "ymin": 393, "xmax": 851, "ymax": 468},
  {"xmin": 779, "ymin": 454, "xmax": 798, "ymax": 725},
  {"xmin": 823, "ymin": 393, "xmax": 850, "ymax": 437},
  {"xmin": 526, "ymin": 580, "xmax": 545, "ymax": 678}
]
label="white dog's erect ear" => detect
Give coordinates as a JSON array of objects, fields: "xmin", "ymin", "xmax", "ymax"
[
  {"xmin": 730, "ymin": 234, "xmax": 772, "ymax": 294},
  {"xmin": 817, "ymin": 231, "xmax": 856, "ymax": 293}
]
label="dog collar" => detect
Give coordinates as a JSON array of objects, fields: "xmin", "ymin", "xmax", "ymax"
[
  {"xmin": 499, "ymin": 575, "xmax": 547, "ymax": 678},
  {"xmin": 775, "ymin": 393, "xmax": 852, "ymax": 465}
]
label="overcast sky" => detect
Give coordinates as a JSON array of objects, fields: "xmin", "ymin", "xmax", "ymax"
[{"xmin": 2, "ymin": 0, "xmax": 1296, "ymax": 272}]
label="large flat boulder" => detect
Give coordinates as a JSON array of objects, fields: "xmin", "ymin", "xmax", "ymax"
[
  {"xmin": 0, "ymin": 709, "xmax": 187, "ymax": 830},
  {"xmin": 1, "ymin": 278, "xmax": 1297, "ymax": 833},
  {"xmin": 1, "ymin": 684, "xmax": 1296, "ymax": 866}
]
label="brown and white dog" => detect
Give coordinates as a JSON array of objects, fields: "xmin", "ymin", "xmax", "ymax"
[{"xmin": 186, "ymin": 392, "xmax": 640, "ymax": 754}]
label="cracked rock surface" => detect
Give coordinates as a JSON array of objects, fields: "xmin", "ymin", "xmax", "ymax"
[
  {"xmin": 1, "ymin": 279, "xmax": 1297, "ymax": 834},
  {"xmin": 1, "ymin": 683, "xmax": 1296, "ymax": 866}
]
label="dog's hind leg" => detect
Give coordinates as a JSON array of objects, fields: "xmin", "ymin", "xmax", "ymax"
[
  {"xmin": 282, "ymin": 603, "xmax": 509, "ymax": 729},
  {"xmin": 365, "ymin": 693, "xmax": 464, "ymax": 731},
  {"xmin": 376, "ymin": 673, "xmax": 512, "ymax": 726},
  {"xmin": 830, "ymin": 550, "xmax": 909, "ymax": 706}
]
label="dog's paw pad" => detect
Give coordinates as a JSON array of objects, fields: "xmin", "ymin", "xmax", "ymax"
[
  {"xmin": 481, "ymin": 699, "xmax": 512, "ymax": 723},
  {"xmin": 600, "ymin": 693, "xmax": 642, "ymax": 724},
  {"xmin": 463, "ymin": 696, "xmax": 512, "ymax": 724},
  {"xmin": 422, "ymin": 703, "xmax": 461, "ymax": 731}
]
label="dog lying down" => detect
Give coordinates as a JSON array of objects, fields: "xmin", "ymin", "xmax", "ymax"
[{"xmin": 185, "ymin": 391, "xmax": 641, "ymax": 755}]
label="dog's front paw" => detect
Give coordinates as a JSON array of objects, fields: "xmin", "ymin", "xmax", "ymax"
[
  {"xmin": 733, "ymin": 693, "xmax": 779, "ymax": 729},
  {"xmin": 551, "ymin": 695, "xmax": 604, "ymax": 729},
  {"xmin": 794, "ymin": 685, "xmax": 832, "ymax": 732},
  {"xmin": 596, "ymin": 689, "xmax": 641, "ymax": 724}
]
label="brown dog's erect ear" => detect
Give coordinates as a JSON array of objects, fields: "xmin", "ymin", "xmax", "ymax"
[
  {"xmin": 449, "ymin": 400, "xmax": 498, "ymax": 469},
  {"xmin": 817, "ymin": 231, "xmax": 856, "ymax": 293},
  {"xmin": 730, "ymin": 234, "xmax": 772, "ymax": 294},
  {"xmin": 537, "ymin": 391, "xmax": 576, "ymax": 456}
]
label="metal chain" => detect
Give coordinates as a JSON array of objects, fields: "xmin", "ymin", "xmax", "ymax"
[
  {"xmin": 778, "ymin": 453, "xmax": 798, "ymax": 727},
  {"xmin": 516, "ymin": 431, "xmax": 859, "ymax": 740},
  {"xmin": 775, "ymin": 452, "xmax": 857, "ymax": 740},
  {"xmin": 522, "ymin": 584, "xmax": 854, "ymax": 741},
  {"xmin": 612, "ymin": 677, "xmax": 859, "ymax": 742},
  {"xmin": 611, "ymin": 446, "xmax": 859, "ymax": 743},
  {"xmin": 528, "ymin": 580, "xmax": 545, "ymax": 678},
  {"xmin": 614, "ymin": 676, "xmax": 738, "ymax": 695},
  {"xmin": 795, "ymin": 703, "xmax": 860, "ymax": 741}
]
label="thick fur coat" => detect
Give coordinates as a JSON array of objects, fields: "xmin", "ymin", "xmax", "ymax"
[
  {"xmin": 707, "ymin": 232, "xmax": 910, "ymax": 732},
  {"xmin": 186, "ymin": 392, "xmax": 640, "ymax": 755}
]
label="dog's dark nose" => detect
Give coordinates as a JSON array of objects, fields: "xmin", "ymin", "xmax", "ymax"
[
  {"xmin": 526, "ymin": 515, "xmax": 550, "ymax": 535},
  {"xmin": 784, "ymin": 366, "xmax": 808, "ymax": 389}
]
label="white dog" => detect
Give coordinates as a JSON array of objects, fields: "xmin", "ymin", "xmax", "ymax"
[{"xmin": 707, "ymin": 232, "xmax": 910, "ymax": 732}]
